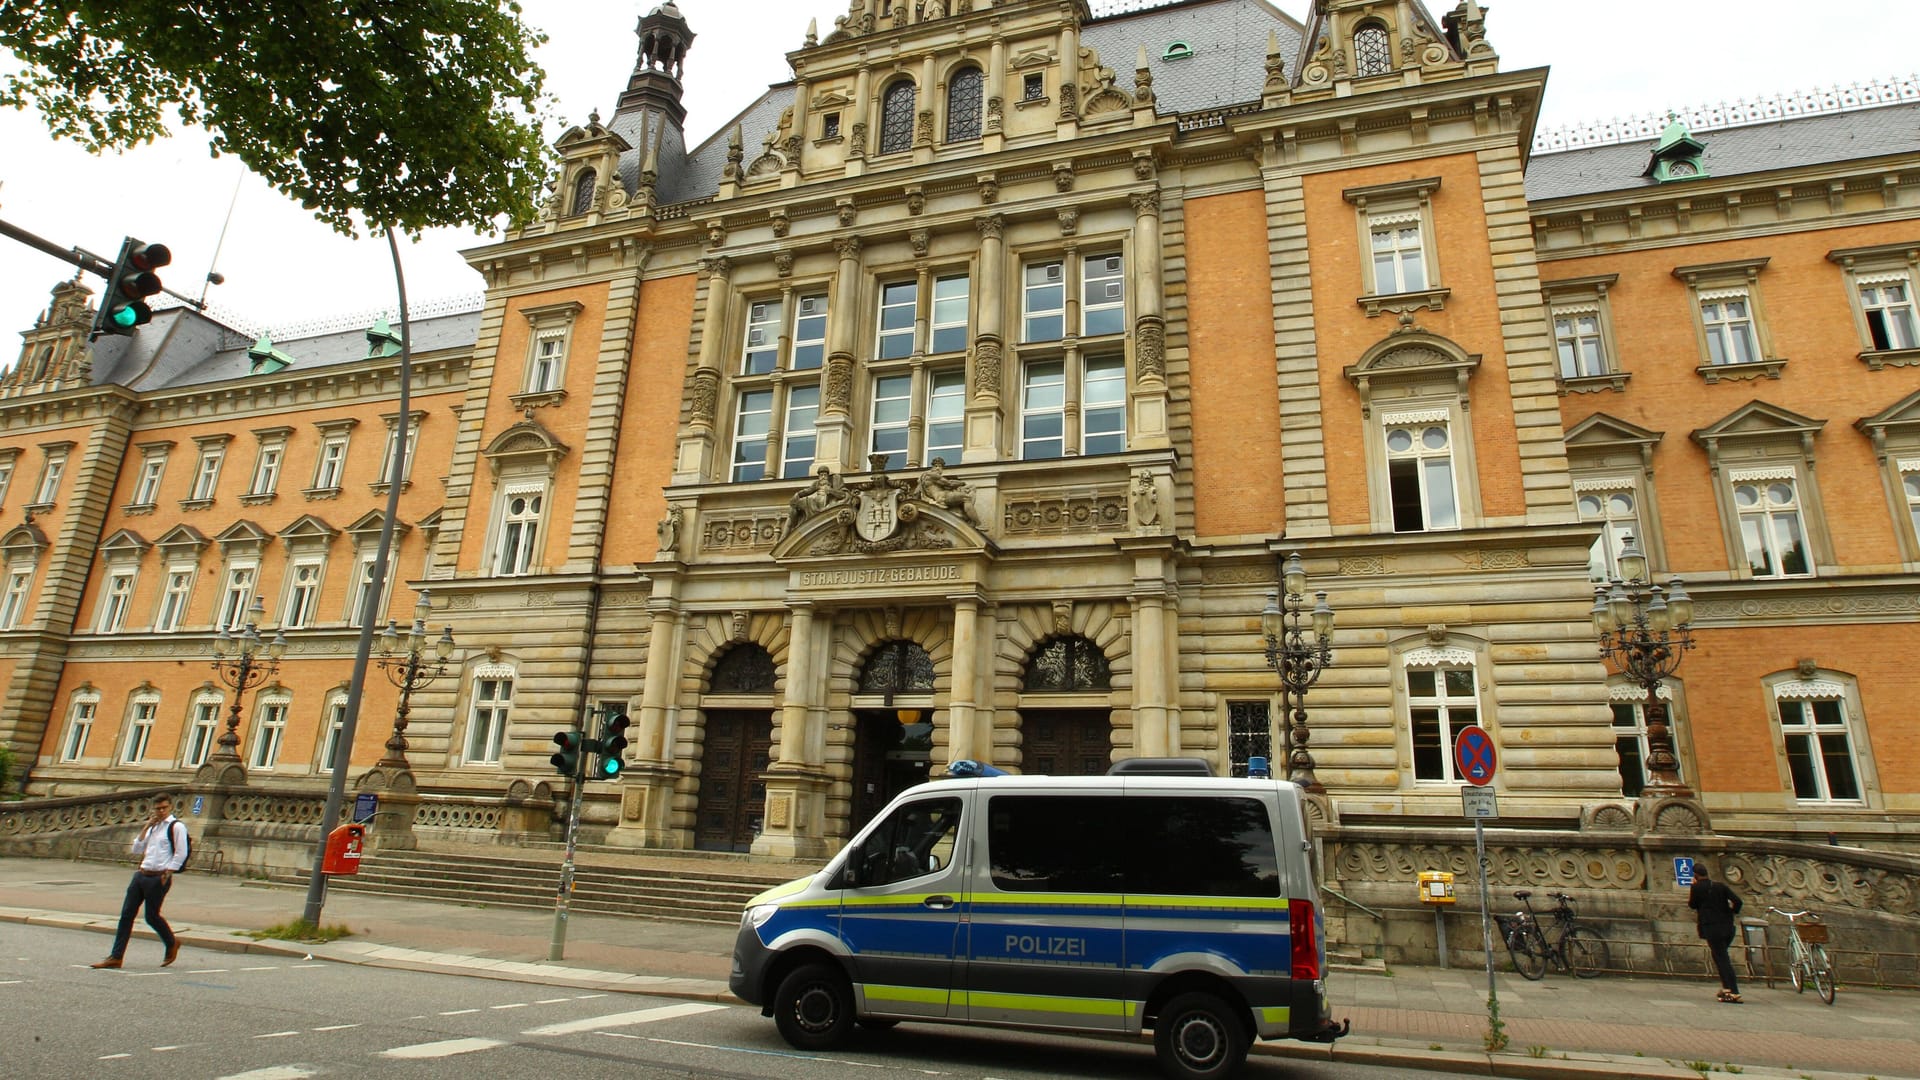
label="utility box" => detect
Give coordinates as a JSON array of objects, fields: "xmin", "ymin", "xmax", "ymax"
[
  {"xmin": 321, "ymin": 823, "xmax": 367, "ymax": 876},
  {"xmin": 1418, "ymin": 870, "xmax": 1456, "ymax": 905}
]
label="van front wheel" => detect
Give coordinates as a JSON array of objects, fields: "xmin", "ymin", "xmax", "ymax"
[
  {"xmin": 773, "ymin": 961, "xmax": 855, "ymax": 1050},
  {"xmin": 1154, "ymin": 991, "xmax": 1250, "ymax": 1080}
]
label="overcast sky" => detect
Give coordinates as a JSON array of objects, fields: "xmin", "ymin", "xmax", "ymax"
[{"xmin": 2, "ymin": 0, "xmax": 1915, "ymax": 342}]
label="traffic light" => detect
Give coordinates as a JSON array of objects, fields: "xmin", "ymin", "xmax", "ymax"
[
  {"xmin": 550, "ymin": 729, "xmax": 589, "ymax": 779},
  {"xmin": 92, "ymin": 237, "xmax": 172, "ymax": 339},
  {"xmin": 594, "ymin": 713, "xmax": 631, "ymax": 780}
]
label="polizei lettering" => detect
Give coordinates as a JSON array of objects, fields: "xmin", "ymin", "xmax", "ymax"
[{"xmin": 1005, "ymin": 934, "xmax": 1088, "ymax": 957}]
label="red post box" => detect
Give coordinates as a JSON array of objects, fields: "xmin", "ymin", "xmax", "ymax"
[{"xmin": 322, "ymin": 822, "xmax": 367, "ymax": 876}]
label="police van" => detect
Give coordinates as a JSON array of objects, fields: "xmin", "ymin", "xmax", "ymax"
[{"xmin": 730, "ymin": 760, "xmax": 1347, "ymax": 1079}]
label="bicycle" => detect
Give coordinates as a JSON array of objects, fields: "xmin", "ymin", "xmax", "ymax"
[
  {"xmin": 1768, "ymin": 906, "xmax": 1836, "ymax": 1004},
  {"xmin": 1498, "ymin": 890, "xmax": 1610, "ymax": 981}
]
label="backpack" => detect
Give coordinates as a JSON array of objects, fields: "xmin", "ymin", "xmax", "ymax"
[{"xmin": 170, "ymin": 819, "xmax": 192, "ymax": 872}]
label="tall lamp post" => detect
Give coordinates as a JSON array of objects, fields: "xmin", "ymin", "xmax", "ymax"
[
  {"xmin": 371, "ymin": 590, "xmax": 457, "ymax": 771},
  {"xmin": 1261, "ymin": 552, "xmax": 1335, "ymax": 793},
  {"xmin": 1592, "ymin": 534, "xmax": 1695, "ymax": 796},
  {"xmin": 209, "ymin": 596, "xmax": 288, "ymax": 766}
]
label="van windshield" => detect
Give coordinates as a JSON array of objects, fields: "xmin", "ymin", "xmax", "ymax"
[
  {"xmin": 854, "ymin": 796, "xmax": 962, "ymax": 887},
  {"xmin": 987, "ymin": 794, "xmax": 1279, "ymax": 897}
]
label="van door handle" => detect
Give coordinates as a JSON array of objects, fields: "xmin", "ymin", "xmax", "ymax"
[{"xmin": 923, "ymin": 895, "xmax": 955, "ymax": 910}]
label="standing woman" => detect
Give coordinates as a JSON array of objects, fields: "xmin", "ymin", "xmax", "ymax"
[{"xmin": 1689, "ymin": 864, "xmax": 1744, "ymax": 1003}]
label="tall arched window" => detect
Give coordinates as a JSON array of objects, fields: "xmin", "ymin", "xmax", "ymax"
[
  {"xmin": 1354, "ymin": 23, "xmax": 1392, "ymax": 77},
  {"xmin": 1023, "ymin": 636, "xmax": 1111, "ymax": 692},
  {"xmin": 945, "ymin": 67, "xmax": 983, "ymax": 143},
  {"xmin": 712, "ymin": 643, "xmax": 777, "ymax": 694},
  {"xmin": 879, "ymin": 79, "xmax": 917, "ymax": 154},
  {"xmin": 858, "ymin": 640, "xmax": 936, "ymax": 697},
  {"xmin": 570, "ymin": 168, "xmax": 597, "ymax": 217}
]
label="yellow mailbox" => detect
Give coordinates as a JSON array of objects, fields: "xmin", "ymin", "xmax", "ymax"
[{"xmin": 1418, "ymin": 870, "xmax": 1456, "ymax": 905}]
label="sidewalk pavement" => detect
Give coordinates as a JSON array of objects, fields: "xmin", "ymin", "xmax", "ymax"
[{"xmin": 3, "ymin": 855, "xmax": 1912, "ymax": 1080}]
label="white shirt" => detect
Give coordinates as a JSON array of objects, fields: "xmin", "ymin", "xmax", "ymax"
[{"xmin": 131, "ymin": 815, "xmax": 188, "ymax": 872}]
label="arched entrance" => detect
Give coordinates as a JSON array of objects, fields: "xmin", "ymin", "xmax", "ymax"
[
  {"xmin": 1019, "ymin": 635, "xmax": 1113, "ymax": 775},
  {"xmin": 849, "ymin": 639, "xmax": 936, "ymax": 834},
  {"xmin": 695, "ymin": 644, "xmax": 775, "ymax": 852}
]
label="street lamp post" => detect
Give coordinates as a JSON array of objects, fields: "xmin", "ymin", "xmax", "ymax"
[
  {"xmin": 371, "ymin": 590, "xmax": 457, "ymax": 771},
  {"xmin": 1261, "ymin": 552, "xmax": 1336, "ymax": 794},
  {"xmin": 209, "ymin": 596, "xmax": 288, "ymax": 765},
  {"xmin": 1592, "ymin": 534, "xmax": 1695, "ymax": 796}
]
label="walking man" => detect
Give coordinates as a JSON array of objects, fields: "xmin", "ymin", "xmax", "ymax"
[
  {"xmin": 91, "ymin": 794, "xmax": 187, "ymax": 969},
  {"xmin": 1688, "ymin": 863, "xmax": 1744, "ymax": 1003}
]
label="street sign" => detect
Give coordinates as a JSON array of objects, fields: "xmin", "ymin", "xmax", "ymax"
[
  {"xmin": 1454, "ymin": 724, "xmax": 1497, "ymax": 786},
  {"xmin": 190, "ymin": 795, "xmax": 204, "ymax": 816},
  {"xmin": 1462, "ymin": 786, "xmax": 1498, "ymax": 819},
  {"xmin": 353, "ymin": 792, "xmax": 379, "ymax": 824},
  {"xmin": 1674, "ymin": 856, "xmax": 1696, "ymax": 888}
]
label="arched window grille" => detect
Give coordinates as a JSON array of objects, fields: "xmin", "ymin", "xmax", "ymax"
[
  {"xmin": 945, "ymin": 67, "xmax": 983, "ymax": 143},
  {"xmin": 1023, "ymin": 636, "xmax": 1111, "ymax": 692},
  {"xmin": 858, "ymin": 640, "xmax": 935, "ymax": 698},
  {"xmin": 570, "ymin": 169, "xmax": 597, "ymax": 217},
  {"xmin": 879, "ymin": 79, "xmax": 917, "ymax": 154},
  {"xmin": 1354, "ymin": 24, "xmax": 1392, "ymax": 77},
  {"xmin": 711, "ymin": 643, "xmax": 776, "ymax": 694}
]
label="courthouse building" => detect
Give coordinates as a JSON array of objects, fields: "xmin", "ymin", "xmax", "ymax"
[{"xmin": 3, "ymin": 0, "xmax": 1917, "ymax": 858}]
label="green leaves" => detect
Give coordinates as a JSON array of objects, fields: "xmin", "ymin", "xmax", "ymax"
[{"xmin": 2, "ymin": 0, "xmax": 556, "ymax": 235}]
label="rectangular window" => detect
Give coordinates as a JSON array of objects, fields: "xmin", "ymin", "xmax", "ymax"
[
  {"xmin": 249, "ymin": 444, "xmax": 283, "ymax": 496},
  {"xmin": 925, "ymin": 370, "xmax": 965, "ymax": 464},
  {"xmin": 731, "ymin": 389, "xmax": 773, "ymax": 482},
  {"xmin": 876, "ymin": 281, "xmax": 917, "ymax": 360},
  {"xmin": 1020, "ymin": 361, "xmax": 1066, "ymax": 460},
  {"xmin": 781, "ymin": 384, "xmax": 820, "ymax": 479},
  {"xmin": 155, "ymin": 568, "xmax": 194, "ymax": 632},
  {"xmin": 35, "ymin": 452, "xmax": 66, "ymax": 505},
  {"xmin": 1386, "ymin": 420, "xmax": 1458, "ymax": 532},
  {"xmin": 217, "ymin": 566, "xmax": 256, "ymax": 632},
  {"xmin": 319, "ymin": 698, "xmax": 348, "ymax": 773},
  {"xmin": 99, "ymin": 569, "xmax": 137, "ymax": 633},
  {"xmin": 742, "ymin": 298, "xmax": 783, "ymax": 375},
  {"xmin": 190, "ymin": 448, "xmax": 223, "ymax": 501},
  {"xmin": 1227, "ymin": 700, "xmax": 1272, "ymax": 779},
  {"xmin": 987, "ymin": 794, "xmax": 1278, "ymax": 897},
  {"xmin": 313, "ymin": 434, "xmax": 349, "ymax": 490},
  {"xmin": 1860, "ymin": 279, "xmax": 1919, "ymax": 351},
  {"xmin": 1779, "ymin": 698, "xmax": 1862, "ymax": 802},
  {"xmin": 252, "ymin": 701, "xmax": 288, "ymax": 769},
  {"xmin": 930, "ymin": 275, "xmax": 970, "ymax": 355},
  {"xmin": 1609, "ymin": 699, "xmax": 1682, "ymax": 798},
  {"xmin": 1553, "ymin": 311, "xmax": 1609, "ymax": 378},
  {"xmin": 1370, "ymin": 217, "xmax": 1427, "ymax": 293},
  {"xmin": 869, "ymin": 374, "xmax": 912, "ymax": 470},
  {"xmin": 1082, "ymin": 355, "xmax": 1126, "ymax": 456},
  {"xmin": 528, "ymin": 330, "xmax": 565, "ymax": 392},
  {"xmin": 378, "ymin": 426, "xmax": 419, "ymax": 484},
  {"xmin": 1409, "ymin": 666, "xmax": 1478, "ymax": 782},
  {"xmin": 0, "ymin": 567, "xmax": 32, "ymax": 630},
  {"xmin": 466, "ymin": 678, "xmax": 513, "ymax": 764},
  {"xmin": 282, "ymin": 560, "xmax": 322, "ymax": 629},
  {"xmin": 131, "ymin": 456, "xmax": 166, "ymax": 505},
  {"xmin": 0, "ymin": 461, "xmax": 13, "ymax": 506},
  {"xmin": 61, "ymin": 700, "xmax": 96, "ymax": 762},
  {"xmin": 183, "ymin": 699, "xmax": 220, "ymax": 768},
  {"xmin": 123, "ymin": 700, "xmax": 158, "ymax": 764},
  {"xmin": 1081, "ymin": 254, "xmax": 1126, "ymax": 336},
  {"xmin": 493, "ymin": 490, "xmax": 544, "ymax": 578},
  {"xmin": 1735, "ymin": 476, "xmax": 1811, "ymax": 578},
  {"xmin": 1578, "ymin": 485, "xmax": 1642, "ymax": 581},
  {"xmin": 1700, "ymin": 296, "xmax": 1759, "ymax": 365},
  {"xmin": 792, "ymin": 294, "xmax": 829, "ymax": 370},
  {"xmin": 1023, "ymin": 261, "xmax": 1065, "ymax": 343},
  {"xmin": 1905, "ymin": 466, "xmax": 1920, "ymax": 544}
]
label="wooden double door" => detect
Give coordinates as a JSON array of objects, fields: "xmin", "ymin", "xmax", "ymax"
[
  {"xmin": 1020, "ymin": 709, "xmax": 1113, "ymax": 776},
  {"xmin": 694, "ymin": 710, "xmax": 774, "ymax": 852}
]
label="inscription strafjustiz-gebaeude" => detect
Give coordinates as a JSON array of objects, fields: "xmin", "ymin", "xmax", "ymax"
[{"xmin": 797, "ymin": 565, "xmax": 961, "ymax": 588}]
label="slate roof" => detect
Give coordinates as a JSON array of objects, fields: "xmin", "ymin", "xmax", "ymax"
[
  {"xmin": 98, "ymin": 308, "xmax": 482, "ymax": 394},
  {"xmin": 1526, "ymin": 100, "xmax": 1920, "ymax": 202}
]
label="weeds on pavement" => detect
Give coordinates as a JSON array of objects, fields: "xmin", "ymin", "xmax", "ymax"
[
  {"xmin": 1482, "ymin": 993, "xmax": 1508, "ymax": 1053},
  {"xmin": 250, "ymin": 918, "xmax": 353, "ymax": 943}
]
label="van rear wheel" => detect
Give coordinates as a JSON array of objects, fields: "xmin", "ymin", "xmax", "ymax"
[
  {"xmin": 772, "ymin": 961, "xmax": 855, "ymax": 1050},
  {"xmin": 1154, "ymin": 991, "xmax": 1249, "ymax": 1080}
]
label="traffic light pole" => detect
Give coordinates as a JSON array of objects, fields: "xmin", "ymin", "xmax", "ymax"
[
  {"xmin": 549, "ymin": 755, "xmax": 586, "ymax": 961},
  {"xmin": 0, "ymin": 216, "xmax": 113, "ymax": 277}
]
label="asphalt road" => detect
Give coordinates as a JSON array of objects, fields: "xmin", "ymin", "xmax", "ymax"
[{"xmin": 3, "ymin": 922, "xmax": 1433, "ymax": 1079}]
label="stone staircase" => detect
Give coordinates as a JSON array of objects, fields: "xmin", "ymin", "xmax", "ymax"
[{"xmin": 299, "ymin": 845, "xmax": 808, "ymax": 926}]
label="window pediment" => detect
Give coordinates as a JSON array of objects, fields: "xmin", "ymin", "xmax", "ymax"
[
  {"xmin": 277, "ymin": 514, "xmax": 339, "ymax": 551},
  {"xmin": 1855, "ymin": 387, "xmax": 1920, "ymax": 458},
  {"xmin": 483, "ymin": 419, "xmax": 570, "ymax": 477},
  {"xmin": 99, "ymin": 529, "xmax": 151, "ymax": 561},
  {"xmin": 153, "ymin": 524, "xmax": 210, "ymax": 558},
  {"xmin": 1692, "ymin": 400, "xmax": 1825, "ymax": 455},
  {"xmin": 1, "ymin": 524, "xmax": 50, "ymax": 559},
  {"xmin": 1343, "ymin": 331, "xmax": 1480, "ymax": 418},
  {"xmin": 215, "ymin": 520, "xmax": 273, "ymax": 557},
  {"xmin": 346, "ymin": 510, "xmax": 412, "ymax": 541}
]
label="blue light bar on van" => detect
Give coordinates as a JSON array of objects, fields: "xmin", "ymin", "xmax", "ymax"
[
  {"xmin": 945, "ymin": 759, "xmax": 1007, "ymax": 778},
  {"xmin": 1247, "ymin": 756, "xmax": 1272, "ymax": 779}
]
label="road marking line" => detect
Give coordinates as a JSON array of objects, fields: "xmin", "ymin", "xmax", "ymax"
[
  {"xmin": 573, "ymin": 993, "xmax": 607, "ymax": 999},
  {"xmin": 293, "ymin": 964, "xmax": 328, "ymax": 969},
  {"xmin": 152, "ymin": 1045, "xmax": 184, "ymax": 1052},
  {"xmin": 313, "ymin": 1023, "xmax": 360, "ymax": 1032},
  {"xmin": 253, "ymin": 1031, "xmax": 301, "ymax": 1039},
  {"xmin": 240, "ymin": 966, "xmax": 279, "ymax": 972},
  {"xmin": 490, "ymin": 1002, "xmax": 530, "ymax": 1010},
  {"xmin": 381, "ymin": 1037, "xmax": 507, "ymax": 1059},
  {"xmin": 128, "ymin": 971, "xmax": 171, "ymax": 978},
  {"xmin": 190, "ymin": 969, "xmax": 230, "ymax": 974},
  {"xmin": 623, "ymin": 1034, "xmax": 945, "ymax": 1073},
  {"xmin": 439, "ymin": 1008, "xmax": 481, "ymax": 1016},
  {"xmin": 525, "ymin": 1001, "xmax": 724, "ymax": 1036},
  {"xmin": 98, "ymin": 1054, "xmax": 132, "ymax": 1060},
  {"xmin": 0, "ymin": 979, "xmax": 21, "ymax": 985},
  {"xmin": 214, "ymin": 1067, "xmax": 319, "ymax": 1079},
  {"xmin": 535, "ymin": 998, "xmax": 571, "ymax": 1004}
]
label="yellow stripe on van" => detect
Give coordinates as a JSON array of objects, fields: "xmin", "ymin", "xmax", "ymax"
[
  {"xmin": 744, "ymin": 876, "xmax": 815, "ymax": 907},
  {"xmin": 966, "ymin": 894, "xmax": 1124, "ymax": 908},
  {"xmin": 863, "ymin": 984, "xmax": 950, "ymax": 1005},
  {"xmin": 1259, "ymin": 1006, "xmax": 1292, "ymax": 1025},
  {"xmin": 958, "ymin": 990, "xmax": 1126, "ymax": 1016},
  {"xmin": 1124, "ymin": 895, "xmax": 1291, "ymax": 910},
  {"xmin": 840, "ymin": 893, "xmax": 945, "ymax": 908}
]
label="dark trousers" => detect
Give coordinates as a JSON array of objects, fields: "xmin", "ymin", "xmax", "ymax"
[
  {"xmin": 109, "ymin": 872, "xmax": 175, "ymax": 960},
  {"xmin": 1704, "ymin": 930, "xmax": 1738, "ymax": 993}
]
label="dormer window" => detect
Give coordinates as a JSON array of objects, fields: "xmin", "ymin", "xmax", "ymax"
[
  {"xmin": 570, "ymin": 168, "xmax": 597, "ymax": 216},
  {"xmin": 1644, "ymin": 115, "xmax": 1709, "ymax": 184},
  {"xmin": 1161, "ymin": 42, "xmax": 1194, "ymax": 61},
  {"xmin": 1354, "ymin": 23, "xmax": 1392, "ymax": 77}
]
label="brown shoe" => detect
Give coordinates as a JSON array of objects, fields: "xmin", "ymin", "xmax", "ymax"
[
  {"xmin": 90, "ymin": 957, "xmax": 123, "ymax": 969},
  {"xmin": 163, "ymin": 943, "xmax": 180, "ymax": 967}
]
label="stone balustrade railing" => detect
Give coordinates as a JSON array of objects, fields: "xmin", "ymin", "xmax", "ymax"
[{"xmin": 0, "ymin": 786, "xmax": 177, "ymax": 841}]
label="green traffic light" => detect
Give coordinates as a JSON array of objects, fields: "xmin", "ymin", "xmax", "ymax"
[
  {"xmin": 598, "ymin": 756, "xmax": 623, "ymax": 779},
  {"xmin": 110, "ymin": 305, "xmax": 139, "ymax": 328}
]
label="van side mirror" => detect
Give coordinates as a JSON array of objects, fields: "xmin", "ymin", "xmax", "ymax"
[{"xmin": 841, "ymin": 844, "xmax": 865, "ymax": 888}]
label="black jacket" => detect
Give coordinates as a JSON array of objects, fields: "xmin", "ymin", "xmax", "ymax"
[{"xmin": 1689, "ymin": 878, "xmax": 1742, "ymax": 938}]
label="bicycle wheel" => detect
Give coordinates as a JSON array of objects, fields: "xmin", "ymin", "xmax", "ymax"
[
  {"xmin": 1508, "ymin": 927, "xmax": 1547, "ymax": 981},
  {"xmin": 1789, "ymin": 946, "xmax": 1806, "ymax": 993},
  {"xmin": 1562, "ymin": 926, "xmax": 1609, "ymax": 979},
  {"xmin": 1809, "ymin": 944, "xmax": 1835, "ymax": 1005}
]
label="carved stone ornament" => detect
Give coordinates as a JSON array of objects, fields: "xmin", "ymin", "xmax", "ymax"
[
  {"xmin": 1134, "ymin": 317, "xmax": 1166, "ymax": 380},
  {"xmin": 1053, "ymin": 600, "xmax": 1074, "ymax": 635},
  {"xmin": 906, "ymin": 186, "xmax": 926, "ymax": 215},
  {"xmin": 977, "ymin": 174, "xmax": 999, "ymax": 204},
  {"xmin": 789, "ymin": 465, "xmax": 853, "ymax": 529},
  {"xmin": 1054, "ymin": 163, "xmax": 1076, "ymax": 192},
  {"xmin": 910, "ymin": 229, "xmax": 930, "ymax": 257},
  {"xmin": 770, "ymin": 209, "xmax": 791, "ymax": 237},
  {"xmin": 985, "ymin": 95, "xmax": 1003, "ymax": 133},
  {"xmin": 706, "ymin": 220, "xmax": 728, "ymax": 248},
  {"xmin": 850, "ymin": 121, "xmax": 868, "ymax": 156},
  {"xmin": 973, "ymin": 336, "xmax": 1004, "ymax": 397},
  {"xmin": 824, "ymin": 355, "xmax": 854, "ymax": 411},
  {"xmin": 1130, "ymin": 187, "xmax": 1162, "ymax": 216},
  {"xmin": 1130, "ymin": 470, "xmax": 1161, "ymax": 528},
  {"xmin": 834, "ymin": 235, "xmax": 863, "ymax": 261},
  {"xmin": 1058, "ymin": 208, "xmax": 1079, "ymax": 236},
  {"xmin": 1133, "ymin": 152, "xmax": 1156, "ymax": 181},
  {"xmin": 915, "ymin": 108, "xmax": 933, "ymax": 147},
  {"xmin": 836, "ymin": 198, "xmax": 857, "ymax": 227},
  {"xmin": 690, "ymin": 368, "xmax": 721, "ymax": 424},
  {"xmin": 774, "ymin": 251, "xmax": 795, "ymax": 278},
  {"xmin": 731, "ymin": 610, "xmax": 750, "ymax": 642},
  {"xmin": 975, "ymin": 214, "xmax": 1004, "ymax": 240},
  {"xmin": 911, "ymin": 458, "xmax": 978, "ymax": 524},
  {"xmin": 699, "ymin": 255, "xmax": 731, "ymax": 279},
  {"xmin": 656, "ymin": 505, "xmax": 683, "ymax": 555},
  {"xmin": 1058, "ymin": 83, "xmax": 1078, "ymax": 121}
]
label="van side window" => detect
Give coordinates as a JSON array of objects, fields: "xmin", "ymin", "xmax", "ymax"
[
  {"xmin": 856, "ymin": 797, "xmax": 962, "ymax": 887},
  {"xmin": 987, "ymin": 794, "xmax": 1279, "ymax": 897}
]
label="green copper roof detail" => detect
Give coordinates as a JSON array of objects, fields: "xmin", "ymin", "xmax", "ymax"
[
  {"xmin": 366, "ymin": 316, "xmax": 404, "ymax": 358},
  {"xmin": 1645, "ymin": 112, "xmax": 1709, "ymax": 183},
  {"xmin": 247, "ymin": 335, "xmax": 296, "ymax": 375}
]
